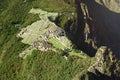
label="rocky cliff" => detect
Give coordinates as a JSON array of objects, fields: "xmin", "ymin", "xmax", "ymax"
[
  {"xmin": 69, "ymin": 0, "xmax": 120, "ymax": 79},
  {"xmin": 96, "ymin": 0, "xmax": 120, "ymax": 13},
  {"xmin": 70, "ymin": 0, "xmax": 120, "ymax": 59}
]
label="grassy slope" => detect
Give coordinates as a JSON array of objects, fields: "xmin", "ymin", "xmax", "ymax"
[
  {"xmin": 17, "ymin": 50, "xmax": 93, "ymax": 80},
  {"xmin": 0, "ymin": 0, "xmax": 93, "ymax": 80},
  {"xmin": 32, "ymin": 0, "xmax": 75, "ymax": 12}
]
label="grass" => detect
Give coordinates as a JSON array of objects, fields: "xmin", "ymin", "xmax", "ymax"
[
  {"xmin": 17, "ymin": 50, "xmax": 93, "ymax": 80},
  {"xmin": 69, "ymin": 50, "xmax": 87, "ymax": 59},
  {"xmin": 49, "ymin": 38, "xmax": 65, "ymax": 50},
  {"xmin": 32, "ymin": 0, "xmax": 75, "ymax": 12}
]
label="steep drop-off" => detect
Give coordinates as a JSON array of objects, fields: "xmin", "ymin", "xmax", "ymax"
[{"xmin": 71, "ymin": 0, "xmax": 120, "ymax": 59}]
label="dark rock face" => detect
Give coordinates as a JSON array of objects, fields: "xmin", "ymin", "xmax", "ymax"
[
  {"xmin": 73, "ymin": 0, "xmax": 120, "ymax": 59},
  {"xmin": 85, "ymin": 0, "xmax": 120, "ymax": 59},
  {"xmin": 96, "ymin": 0, "xmax": 120, "ymax": 13}
]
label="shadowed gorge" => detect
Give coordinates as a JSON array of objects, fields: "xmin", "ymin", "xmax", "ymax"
[{"xmin": 69, "ymin": 0, "xmax": 120, "ymax": 58}]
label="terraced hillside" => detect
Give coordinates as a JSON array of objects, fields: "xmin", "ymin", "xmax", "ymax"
[{"xmin": 18, "ymin": 8, "xmax": 73, "ymax": 58}]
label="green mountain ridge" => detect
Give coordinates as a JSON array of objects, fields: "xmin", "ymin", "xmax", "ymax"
[{"xmin": 0, "ymin": 0, "xmax": 120, "ymax": 80}]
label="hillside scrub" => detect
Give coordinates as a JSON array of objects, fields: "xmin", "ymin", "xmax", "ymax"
[{"xmin": 0, "ymin": 0, "xmax": 90, "ymax": 80}]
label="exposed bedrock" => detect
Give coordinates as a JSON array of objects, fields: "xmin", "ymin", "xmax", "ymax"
[{"xmin": 72, "ymin": 0, "xmax": 120, "ymax": 58}]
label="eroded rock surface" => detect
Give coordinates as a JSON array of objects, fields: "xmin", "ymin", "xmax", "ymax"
[{"xmin": 96, "ymin": 0, "xmax": 120, "ymax": 13}]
